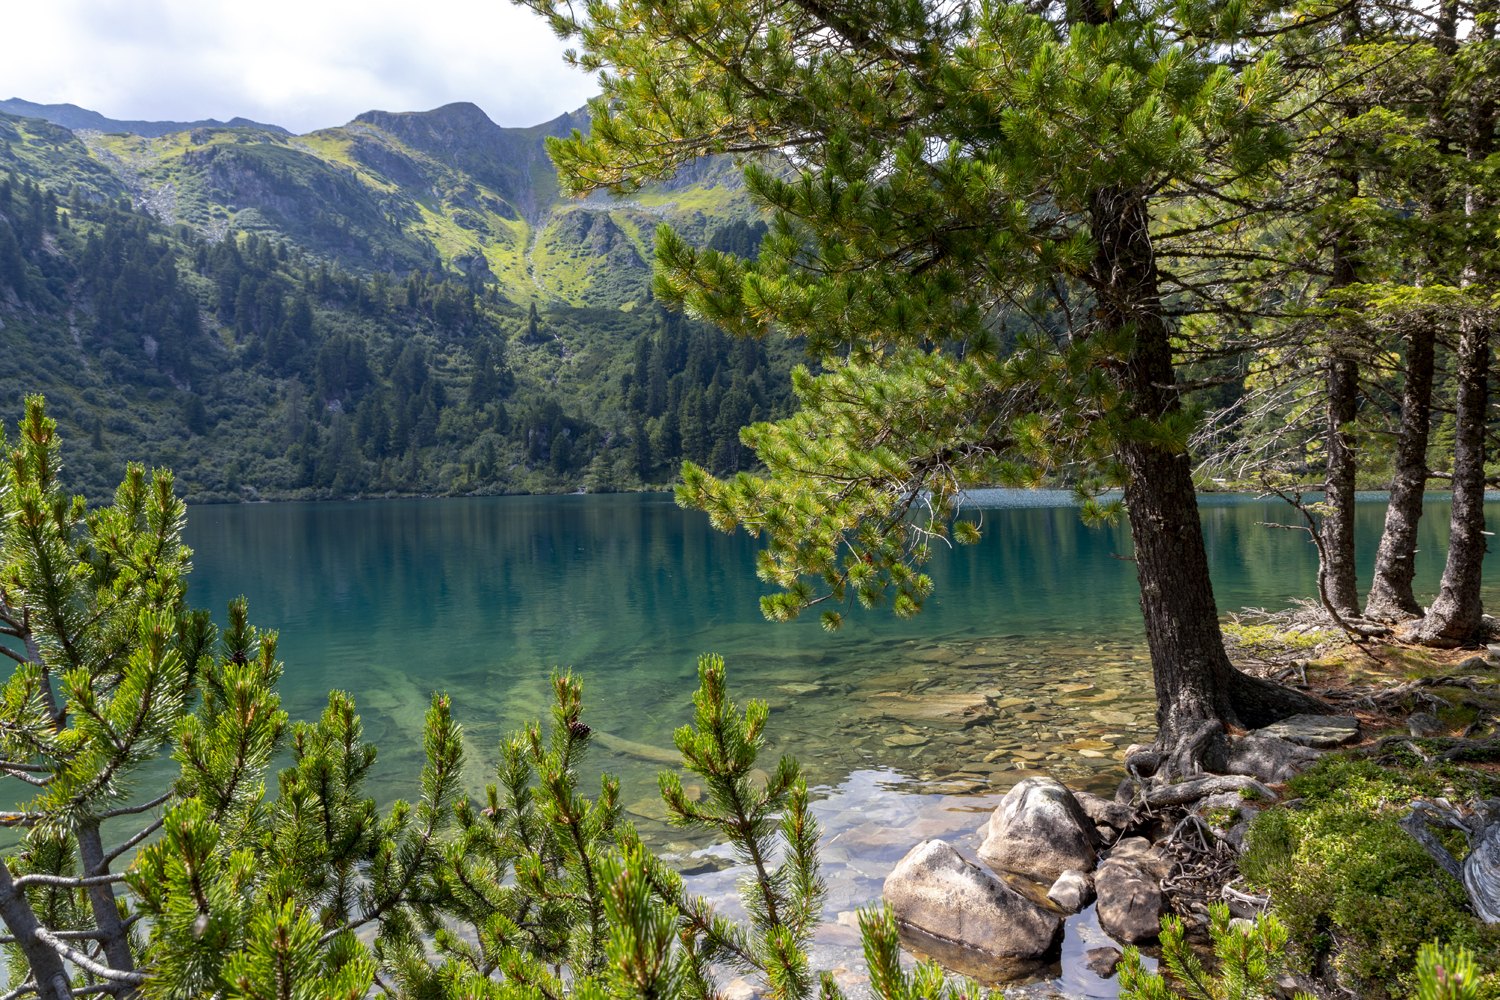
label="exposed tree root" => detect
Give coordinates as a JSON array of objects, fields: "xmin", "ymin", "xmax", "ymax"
[
  {"xmin": 1399, "ymin": 798, "xmax": 1500, "ymax": 924},
  {"xmin": 1365, "ymin": 735, "xmax": 1500, "ymax": 766},
  {"xmin": 1225, "ymin": 667, "xmax": 1330, "ymax": 730},
  {"xmin": 1322, "ymin": 674, "xmax": 1497, "ymax": 715}
]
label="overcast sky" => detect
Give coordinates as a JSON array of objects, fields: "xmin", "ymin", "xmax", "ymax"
[{"xmin": 1, "ymin": 0, "xmax": 598, "ymax": 134}]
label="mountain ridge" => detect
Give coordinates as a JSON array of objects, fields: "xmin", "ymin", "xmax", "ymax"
[
  {"xmin": 0, "ymin": 97, "xmax": 291, "ymax": 138},
  {"xmin": 0, "ymin": 98, "xmax": 792, "ymax": 505}
]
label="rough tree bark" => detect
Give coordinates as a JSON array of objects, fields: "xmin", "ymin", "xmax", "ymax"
[
  {"xmin": 1409, "ymin": 315, "xmax": 1491, "ymax": 645},
  {"xmin": 1366, "ymin": 326, "xmax": 1435, "ymax": 620},
  {"xmin": 1089, "ymin": 184, "xmax": 1328, "ymax": 764},
  {"xmin": 1323, "ymin": 354, "xmax": 1361, "ymax": 617},
  {"xmin": 1408, "ymin": 25, "xmax": 1495, "ymax": 647}
]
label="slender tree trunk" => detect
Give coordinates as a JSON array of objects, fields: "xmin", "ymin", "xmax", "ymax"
[
  {"xmin": 1089, "ymin": 185, "xmax": 1327, "ymax": 757},
  {"xmin": 77, "ymin": 822, "xmax": 135, "ymax": 977},
  {"xmin": 0, "ymin": 863, "xmax": 74, "ymax": 999},
  {"xmin": 1409, "ymin": 8, "xmax": 1495, "ymax": 647},
  {"xmin": 1321, "ymin": 65, "xmax": 1363, "ymax": 618},
  {"xmin": 1369, "ymin": 0, "xmax": 1459, "ymax": 623},
  {"xmin": 1366, "ymin": 326, "xmax": 1436, "ymax": 620},
  {"xmin": 1410, "ymin": 315, "xmax": 1490, "ymax": 645},
  {"xmin": 1323, "ymin": 354, "xmax": 1361, "ymax": 616}
]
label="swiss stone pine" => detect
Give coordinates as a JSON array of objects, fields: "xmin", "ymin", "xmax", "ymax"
[
  {"xmin": 515, "ymin": 0, "xmax": 1332, "ymax": 769},
  {"xmin": 0, "ymin": 395, "xmax": 982, "ymax": 1000}
]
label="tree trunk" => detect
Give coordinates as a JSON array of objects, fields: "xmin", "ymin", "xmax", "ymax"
[
  {"xmin": 77, "ymin": 822, "xmax": 135, "ymax": 977},
  {"xmin": 1089, "ymin": 184, "xmax": 1328, "ymax": 760},
  {"xmin": 1408, "ymin": 18, "xmax": 1494, "ymax": 648},
  {"xmin": 1366, "ymin": 326, "xmax": 1435, "ymax": 620},
  {"xmin": 1323, "ymin": 355, "xmax": 1361, "ymax": 616},
  {"xmin": 1409, "ymin": 315, "xmax": 1490, "ymax": 645},
  {"xmin": 0, "ymin": 862, "xmax": 74, "ymax": 999}
]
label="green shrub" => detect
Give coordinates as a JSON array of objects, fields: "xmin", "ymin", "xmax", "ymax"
[
  {"xmin": 1239, "ymin": 757, "xmax": 1500, "ymax": 997},
  {"xmin": 1119, "ymin": 907, "xmax": 1488, "ymax": 1000},
  {"xmin": 1119, "ymin": 903, "xmax": 1314, "ymax": 1000}
]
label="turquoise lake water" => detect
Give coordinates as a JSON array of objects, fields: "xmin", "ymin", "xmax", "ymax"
[
  {"xmin": 180, "ymin": 490, "xmax": 1500, "ymax": 810},
  {"xmin": 174, "ymin": 490, "xmax": 1496, "ymax": 995},
  {"xmin": 4, "ymin": 490, "xmax": 1496, "ymax": 996}
]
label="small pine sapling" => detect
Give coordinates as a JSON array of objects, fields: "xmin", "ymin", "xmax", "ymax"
[{"xmin": 1118, "ymin": 904, "xmax": 1315, "ymax": 1000}]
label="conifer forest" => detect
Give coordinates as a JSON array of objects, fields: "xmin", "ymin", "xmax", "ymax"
[{"xmin": 3, "ymin": 0, "xmax": 1500, "ymax": 997}]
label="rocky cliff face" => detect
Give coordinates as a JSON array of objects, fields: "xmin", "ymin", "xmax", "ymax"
[{"xmin": 350, "ymin": 102, "xmax": 585, "ymax": 221}]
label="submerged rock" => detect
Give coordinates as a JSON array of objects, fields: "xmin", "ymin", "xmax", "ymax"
[
  {"xmin": 1254, "ymin": 714, "xmax": 1360, "ymax": 749},
  {"xmin": 863, "ymin": 691, "xmax": 996, "ymax": 729},
  {"xmin": 1046, "ymin": 869, "xmax": 1095, "ymax": 912},
  {"xmin": 978, "ymin": 776, "xmax": 1100, "ymax": 880},
  {"xmin": 883, "ymin": 840, "xmax": 1063, "ymax": 960},
  {"xmin": 1085, "ymin": 946, "xmax": 1123, "ymax": 978}
]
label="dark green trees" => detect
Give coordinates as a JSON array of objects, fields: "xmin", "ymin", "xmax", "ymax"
[{"xmin": 617, "ymin": 306, "xmax": 788, "ymax": 480}]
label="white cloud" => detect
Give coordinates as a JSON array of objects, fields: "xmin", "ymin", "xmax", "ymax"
[{"xmin": 0, "ymin": 0, "xmax": 597, "ymax": 133}]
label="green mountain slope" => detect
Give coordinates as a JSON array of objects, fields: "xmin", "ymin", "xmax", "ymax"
[
  {"xmin": 0, "ymin": 102, "xmax": 794, "ymax": 503},
  {"xmin": 36, "ymin": 100, "xmax": 764, "ymax": 306}
]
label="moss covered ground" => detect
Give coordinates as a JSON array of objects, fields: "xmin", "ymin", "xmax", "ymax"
[{"xmin": 1233, "ymin": 643, "xmax": 1500, "ymax": 999}]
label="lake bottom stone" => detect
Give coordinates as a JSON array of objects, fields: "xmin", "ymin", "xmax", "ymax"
[{"xmin": 1085, "ymin": 946, "xmax": 1123, "ymax": 978}]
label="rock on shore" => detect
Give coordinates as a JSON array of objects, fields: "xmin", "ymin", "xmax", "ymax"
[
  {"xmin": 977, "ymin": 776, "xmax": 1101, "ymax": 879},
  {"xmin": 1093, "ymin": 837, "xmax": 1168, "ymax": 943},
  {"xmin": 883, "ymin": 839, "xmax": 1064, "ymax": 959}
]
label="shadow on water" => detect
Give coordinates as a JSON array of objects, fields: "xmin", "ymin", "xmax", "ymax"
[{"xmin": 5, "ymin": 490, "xmax": 1494, "ymax": 995}]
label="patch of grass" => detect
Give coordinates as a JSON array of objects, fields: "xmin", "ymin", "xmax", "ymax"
[
  {"xmin": 1221, "ymin": 620, "xmax": 1336, "ymax": 655},
  {"xmin": 1240, "ymin": 756, "xmax": 1500, "ymax": 998}
]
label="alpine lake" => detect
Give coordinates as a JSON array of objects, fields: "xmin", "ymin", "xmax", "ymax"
[{"xmin": 41, "ymin": 491, "xmax": 1500, "ymax": 997}]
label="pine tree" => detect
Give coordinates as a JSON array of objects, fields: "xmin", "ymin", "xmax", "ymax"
[
  {"xmin": 469, "ymin": 338, "xmax": 497, "ymax": 408},
  {"xmin": 183, "ymin": 393, "xmax": 209, "ymax": 436},
  {"xmin": 517, "ymin": 0, "xmax": 1329, "ymax": 763},
  {"xmin": 0, "ymin": 398, "xmax": 982, "ymax": 1000}
]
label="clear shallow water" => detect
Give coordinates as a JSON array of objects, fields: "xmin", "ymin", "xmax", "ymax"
[{"xmin": 168, "ymin": 490, "xmax": 1499, "ymax": 997}]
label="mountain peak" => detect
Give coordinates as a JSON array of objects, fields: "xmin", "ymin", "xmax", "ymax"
[{"xmin": 351, "ymin": 102, "xmax": 500, "ymax": 144}]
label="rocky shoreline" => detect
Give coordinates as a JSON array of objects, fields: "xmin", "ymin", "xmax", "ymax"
[
  {"xmin": 863, "ymin": 637, "xmax": 1500, "ymax": 998},
  {"xmin": 878, "ymin": 713, "xmax": 1361, "ymax": 983}
]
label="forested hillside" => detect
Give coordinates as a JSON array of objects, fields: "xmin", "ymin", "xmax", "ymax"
[{"xmin": 0, "ymin": 153, "xmax": 793, "ymax": 502}]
